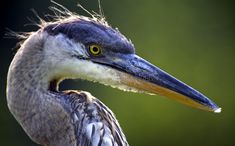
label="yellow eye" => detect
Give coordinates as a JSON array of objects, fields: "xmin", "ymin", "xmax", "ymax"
[{"xmin": 89, "ymin": 45, "xmax": 102, "ymax": 56}]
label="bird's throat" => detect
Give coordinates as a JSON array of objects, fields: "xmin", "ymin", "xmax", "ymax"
[{"xmin": 49, "ymin": 79, "xmax": 60, "ymax": 92}]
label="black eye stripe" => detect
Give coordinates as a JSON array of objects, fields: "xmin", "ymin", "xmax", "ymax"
[{"xmin": 44, "ymin": 19, "xmax": 135, "ymax": 55}]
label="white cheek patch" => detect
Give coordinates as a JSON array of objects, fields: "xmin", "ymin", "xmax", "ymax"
[
  {"xmin": 44, "ymin": 33, "xmax": 89, "ymax": 60},
  {"xmin": 43, "ymin": 32, "xmax": 141, "ymax": 93},
  {"xmin": 49, "ymin": 58, "xmax": 141, "ymax": 93},
  {"xmin": 59, "ymin": 59, "xmax": 121, "ymax": 84}
]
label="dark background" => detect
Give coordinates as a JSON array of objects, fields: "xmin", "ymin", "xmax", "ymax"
[{"xmin": 1, "ymin": 0, "xmax": 235, "ymax": 146}]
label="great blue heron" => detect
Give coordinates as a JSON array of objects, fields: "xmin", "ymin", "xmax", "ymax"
[{"xmin": 6, "ymin": 5, "xmax": 221, "ymax": 146}]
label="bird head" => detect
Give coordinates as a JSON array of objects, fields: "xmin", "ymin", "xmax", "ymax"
[{"xmin": 41, "ymin": 16, "xmax": 220, "ymax": 113}]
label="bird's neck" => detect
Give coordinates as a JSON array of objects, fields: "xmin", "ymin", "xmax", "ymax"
[
  {"xmin": 8, "ymin": 32, "xmax": 58, "ymax": 94},
  {"xmin": 7, "ymin": 34, "xmax": 49, "ymax": 109},
  {"xmin": 8, "ymin": 33, "xmax": 60, "ymax": 103},
  {"xmin": 6, "ymin": 33, "xmax": 69, "ymax": 145}
]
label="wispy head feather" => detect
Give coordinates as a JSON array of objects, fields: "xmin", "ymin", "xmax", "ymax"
[
  {"xmin": 7, "ymin": 0, "xmax": 110, "ymax": 42},
  {"xmin": 40, "ymin": 0, "xmax": 109, "ymax": 29}
]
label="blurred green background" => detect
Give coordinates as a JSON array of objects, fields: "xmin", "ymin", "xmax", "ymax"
[{"xmin": 0, "ymin": 0, "xmax": 234, "ymax": 146}]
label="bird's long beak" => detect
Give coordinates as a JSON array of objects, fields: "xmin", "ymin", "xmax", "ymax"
[{"xmin": 92, "ymin": 53, "xmax": 221, "ymax": 113}]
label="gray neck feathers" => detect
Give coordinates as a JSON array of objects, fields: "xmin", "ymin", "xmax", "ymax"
[
  {"xmin": 7, "ymin": 31, "xmax": 49, "ymax": 106},
  {"xmin": 6, "ymin": 31, "xmax": 72, "ymax": 145}
]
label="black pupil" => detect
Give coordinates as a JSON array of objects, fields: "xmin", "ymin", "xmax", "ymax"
[{"xmin": 92, "ymin": 46, "xmax": 99, "ymax": 53}]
